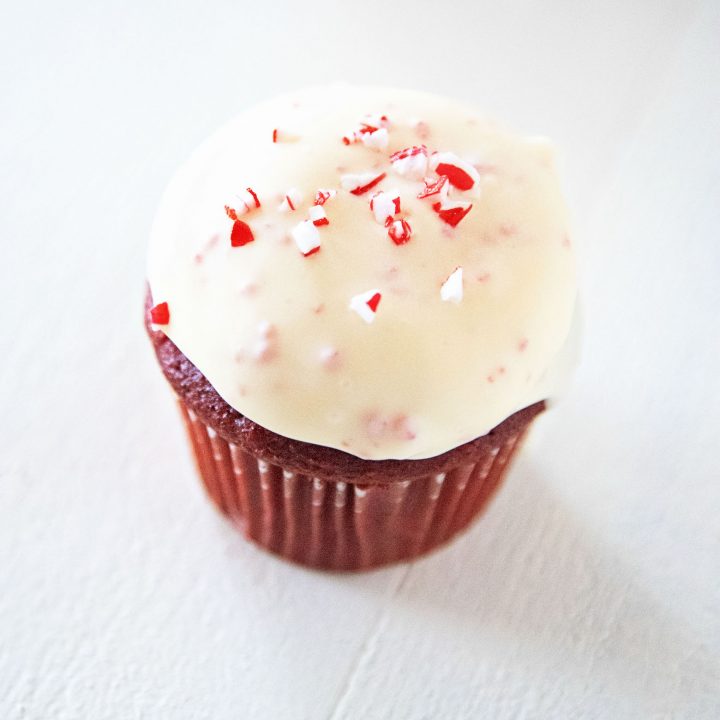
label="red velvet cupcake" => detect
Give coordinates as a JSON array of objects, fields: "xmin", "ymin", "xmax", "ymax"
[{"xmin": 146, "ymin": 86, "xmax": 577, "ymax": 571}]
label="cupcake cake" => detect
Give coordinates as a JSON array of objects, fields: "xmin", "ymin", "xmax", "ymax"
[{"xmin": 146, "ymin": 85, "xmax": 577, "ymax": 571}]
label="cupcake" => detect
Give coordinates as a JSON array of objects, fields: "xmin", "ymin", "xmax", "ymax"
[{"xmin": 146, "ymin": 85, "xmax": 577, "ymax": 571}]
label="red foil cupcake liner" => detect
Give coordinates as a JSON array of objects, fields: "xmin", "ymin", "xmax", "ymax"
[{"xmin": 178, "ymin": 399, "xmax": 531, "ymax": 571}]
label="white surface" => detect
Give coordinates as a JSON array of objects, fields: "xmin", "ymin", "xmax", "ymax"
[{"xmin": 1, "ymin": 1, "xmax": 718, "ymax": 718}]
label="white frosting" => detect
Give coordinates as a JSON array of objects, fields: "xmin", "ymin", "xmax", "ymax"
[{"xmin": 148, "ymin": 85, "xmax": 577, "ymax": 460}]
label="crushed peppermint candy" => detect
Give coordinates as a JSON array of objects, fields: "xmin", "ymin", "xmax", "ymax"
[
  {"xmin": 314, "ymin": 188, "xmax": 337, "ymax": 205},
  {"xmin": 440, "ymin": 267, "xmax": 463, "ymax": 303},
  {"xmin": 246, "ymin": 187, "xmax": 261, "ymax": 207},
  {"xmin": 433, "ymin": 198, "xmax": 473, "ymax": 227},
  {"xmin": 429, "ymin": 152, "xmax": 480, "ymax": 190},
  {"xmin": 272, "ymin": 128, "xmax": 278, "ymax": 143},
  {"xmin": 349, "ymin": 289, "xmax": 382, "ymax": 323},
  {"xmin": 359, "ymin": 127, "xmax": 389, "ymax": 150},
  {"xmin": 369, "ymin": 190, "xmax": 401, "ymax": 225},
  {"xmin": 341, "ymin": 171, "xmax": 386, "ymax": 196},
  {"xmin": 417, "ymin": 175, "xmax": 449, "ymax": 200},
  {"xmin": 308, "ymin": 204, "xmax": 329, "ymax": 226},
  {"xmin": 342, "ymin": 114, "xmax": 390, "ymax": 145},
  {"xmin": 387, "ymin": 218, "xmax": 412, "ymax": 245},
  {"xmin": 291, "ymin": 220, "xmax": 321, "ymax": 256},
  {"xmin": 230, "ymin": 219, "xmax": 255, "ymax": 247},
  {"xmin": 225, "ymin": 187, "xmax": 261, "ymax": 217},
  {"xmin": 390, "ymin": 145, "xmax": 428, "ymax": 180},
  {"xmin": 279, "ymin": 187, "xmax": 303, "ymax": 212},
  {"xmin": 150, "ymin": 301, "xmax": 170, "ymax": 325}
]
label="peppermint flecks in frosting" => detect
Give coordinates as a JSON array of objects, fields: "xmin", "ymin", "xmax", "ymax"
[{"xmin": 148, "ymin": 85, "xmax": 577, "ymax": 460}]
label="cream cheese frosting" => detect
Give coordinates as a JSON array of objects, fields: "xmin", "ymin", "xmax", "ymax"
[{"xmin": 148, "ymin": 85, "xmax": 577, "ymax": 460}]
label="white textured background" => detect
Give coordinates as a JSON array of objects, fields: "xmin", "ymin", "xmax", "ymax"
[{"xmin": 1, "ymin": 1, "xmax": 719, "ymax": 718}]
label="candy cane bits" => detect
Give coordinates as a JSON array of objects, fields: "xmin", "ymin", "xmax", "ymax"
[{"xmin": 350, "ymin": 289, "xmax": 382, "ymax": 323}]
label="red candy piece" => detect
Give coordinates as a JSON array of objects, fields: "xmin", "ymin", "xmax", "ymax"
[
  {"xmin": 224, "ymin": 205, "xmax": 238, "ymax": 221},
  {"xmin": 433, "ymin": 201, "xmax": 473, "ymax": 228},
  {"xmin": 387, "ymin": 218, "xmax": 412, "ymax": 245},
  {"xmin": 150, "ymin": 302, "xmax": 170, "ymax": 325},
  {"xmin": 358, "ymin": 122, "xmax": 379, "ymax": 135},
  {"xmin": 246, "ymin": 187, "xmax": 261, "ymax": 208},
  {"xmin": 367, "ymin": 292, "xmax": 381, "ymax": 312},
  {"xmin": 434, "ymin": 162, "xmax": 474, "ymax": 191},
  {"xmin": 349, "ymin": 172, "xmax": 386, "ymax": 196},
  {"xmin": 272, "ymin": 128, "xmax": 278, "ymax": 143},
  {"xmin": 231, "ymin": 220, "xmax": 255, "ymax": 247}
]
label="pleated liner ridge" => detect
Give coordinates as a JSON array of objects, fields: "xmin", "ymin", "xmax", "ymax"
[{"xmin": 178, "ymin": 398, "xmax": 531, "ymax": 571}]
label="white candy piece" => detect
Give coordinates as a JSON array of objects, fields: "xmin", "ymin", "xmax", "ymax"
[
  {"xmin": 349, "ymin": 289, "xmax": 382, "ymax": 324},
  {"xmin": 440, "ymin": 267, "xmax": 463, "ymax": 303},
  {"xmin": 360, "ymin": 127, "xmax": 389, "ymax": 150},
  {"xmin": 429, "ymin": 152, "xmax": 480, "ymax": 188},
  {"xmin": 370, "ymin": 190, "xmax": 400, "ymax": 224},
  {"xmin": 279, "ymin": 187, "xmax": 303, "ymax": 212},
  {"xmin": 308, "ymin": 205, "xmax": 328, "ymax": 225},
  {"xmin": 391, "ymin": 148, "xmax": 428, "ymax": 180},
  {"xmin": 341, "ymin": 172, "xmax": 384, "ymax": 194},
  {"xmin": 291, "ymin": 220, "xmax": 321, "ymax": 255},
  {"xmin": 227, "ymin": 188, "xmax": 260, "ymax": 215}
]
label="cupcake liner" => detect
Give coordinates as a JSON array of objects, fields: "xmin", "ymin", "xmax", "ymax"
[{"xmin": 179, "ymin": 398, "xmax": 530, "ymax": 571}]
